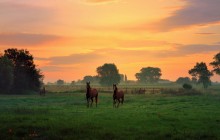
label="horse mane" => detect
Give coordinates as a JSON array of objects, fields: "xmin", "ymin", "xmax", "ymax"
[
  {"xmin": 114, "ymin": 87, "xmax": 117, "ymax": 93},
  {"xmin": 86, "ymin": 82, "xmax": 91, "ymax": 95},
  {"xmin": 113, "ymin": 84, "xmax": 119, "ymax": 97}
]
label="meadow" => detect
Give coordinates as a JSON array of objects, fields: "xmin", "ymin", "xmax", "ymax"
[{"xmin": 0, "ymin": 85, "xmax": 220, "ymax": 140}]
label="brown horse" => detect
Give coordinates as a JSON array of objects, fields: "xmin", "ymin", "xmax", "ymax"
[
  {"xmin": 113, "ymin": 84, "xmax": 124, "ymax": 108},
  {"xmin": 86, "ymin": 82, "xmax": 98, "ymax": 107}
]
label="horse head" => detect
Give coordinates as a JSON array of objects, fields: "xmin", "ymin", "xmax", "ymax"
[
  {"xmin": 113, "ymin": 84, "xmax": 118, "ymax": 93},
  {"xmin": 86, "ymin": 82, "xmax": 90, "ymax": 88},
  {"xmin": 113, "ymin": 84, "xmax": 116, "ymax": 90},
  {"xmin": 86, "ymin": 81, "xmax": 91, "ymax": 95}
]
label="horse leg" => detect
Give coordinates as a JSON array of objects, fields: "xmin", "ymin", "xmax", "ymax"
[
  {"xmin": 117, "ymin": 99, "xmax": 120, "ymax": 108},
  {"xmin": 90, "ymin": 98, "xmax": 93, "ymax": 107},
  {"xmin": 95, "ymin": 95, "xmax": 98, "ymax": 107},
  {"xmin": 113, "ymin": 99, "xmax": 116, "ymax": 108},
  {"xmin": 121, "ymin": 96, "xmax": 124, "ymax": 105},
  {"xmin": 87, "ymin": 98, "xmax": 89, "ymax": 108}
]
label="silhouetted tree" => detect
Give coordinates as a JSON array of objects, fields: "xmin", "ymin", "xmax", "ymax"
[
  {"xmin": 0, "ymin": 56, "xmax": 14, "ymax": 93},
  {"xmin": 189, "ymin": 62, "xmax": 213, "ymax": 89},
  {"xmin": 92, "ymin": 76, "xmax": 100, "ymax": 83},
  {"xmin": 82, "ymin": 75, "xmax": 100, "ymax": 83},
  {"xmin": 191, "ymin": 77, "xmax": 197, "ymax": 84},
  {"xmin": 56, "ymin": 79, "xmax": 64, "ymax": 85},
  {"xmin": 135, "ymin": 67, "xmax": 162, "ymax": 83},
  {"xmin": 82, "ymin": 76, "xmax": 94, "ymax": 83},
  {"xmin": 4, "ymin": 48, "xmax": 43, "ymax": 92},
  {"xmin": 176, "ymin": 77, "xmax": 191, "ymax": 84},
  {"xmin": 210, "ymin": 52, "xmax": 220, "ymax": 75},
  {"xmin": 96, "ymin": 63, "xmax": 120, "ymax": 86}
]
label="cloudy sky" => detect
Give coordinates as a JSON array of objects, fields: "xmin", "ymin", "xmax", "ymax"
[{"xmin": 0, "ymin": 0, "xmax": 220, "ymax": 82}]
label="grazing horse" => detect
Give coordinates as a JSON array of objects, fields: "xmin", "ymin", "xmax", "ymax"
[
  {"xmin": 86, "ymin": 82, "xmax": 98, "ymax": 107},
  {"xmin": 39, "ymin": 86, "xmax": 46, "ymax": 96},
  {"xmin": 113, "ymin": 84, "xmax": 124, "ymax": 108}
]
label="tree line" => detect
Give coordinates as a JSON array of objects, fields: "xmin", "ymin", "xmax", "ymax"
[
  {"xmin": 1, "ymin": 48, "xmax": 220, "ymax": 94},
  {"xmin": 80, "ymin": 53, "xmax": 220, "ymax": 88}
]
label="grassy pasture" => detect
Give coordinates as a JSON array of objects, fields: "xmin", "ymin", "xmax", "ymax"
[{"xmin": 0, "ymin": 89, "xmax": 220, "ymax": 139}]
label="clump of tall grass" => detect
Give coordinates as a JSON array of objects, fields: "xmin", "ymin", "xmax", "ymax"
[{"xmin": 183, "ymin": 83, "xmax": 193, "ymax": 90}]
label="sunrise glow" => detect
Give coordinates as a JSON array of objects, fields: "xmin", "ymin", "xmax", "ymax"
[{"xmin": 0, "ymin": 0, "xmax": 220, "ymax": 82}]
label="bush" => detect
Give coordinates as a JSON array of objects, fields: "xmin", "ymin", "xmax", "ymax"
[{"xmin": 183, "ymin": 83, "xmax": 192, "ymax": 90}]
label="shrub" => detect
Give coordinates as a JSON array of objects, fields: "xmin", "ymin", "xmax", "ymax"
[{"xmin": 183, "ymin": 83, "xmax": 192, "ymax": 90}]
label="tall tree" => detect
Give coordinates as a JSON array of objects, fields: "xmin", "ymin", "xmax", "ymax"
[
  {"xmin": 96, "ymin": 63, "xmax": 120, "ymax": 86},
  {"xmin": 82, "ymin": 76, "xmax": 94, "ymax": 83},
  {"xmin": 135, "ymin": 67, "xmax": 162, "ymax": 83},
  {"xmin": 210, "ymin": 52, "xmax": 220, "ymax": 75},
  {"xmin": 0, "ymin": 56, "xmax": 14, "ymax": 93},
  {"xmin": 4, "ymin": 48, "xmax": 43, "ymax": 92},
  {"xmin": 82, "ymin": 75, "xmax": 100, "ymax": 84},
  {"xmin": 189, "ymin": 62, "xmax": 213, "ymax": 89}
]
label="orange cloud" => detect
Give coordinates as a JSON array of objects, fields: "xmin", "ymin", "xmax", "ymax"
[
  {"xmin": 195, "ymin": 33, "xmax": 218, "ymax": 35},
  {"xmin": 0, "ymin": 33, "xmax": 61, "ymax": 46}
]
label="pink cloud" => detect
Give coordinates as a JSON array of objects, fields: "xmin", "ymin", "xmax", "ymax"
[{"xmin": 147, "ymin": 0, "xmax": 220, "ymax": 32}]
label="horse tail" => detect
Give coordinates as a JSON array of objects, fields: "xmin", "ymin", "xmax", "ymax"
[
  {"xmin": 96, "ymin": 91, "xmax": 98, "ymax": 103},
  {"xmin": 95, "ymin": 91, "xmax": 98, "ymax": 107}
]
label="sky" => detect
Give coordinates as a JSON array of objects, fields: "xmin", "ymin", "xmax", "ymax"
[{"xmin": 0, "ymin": 0, "xmax": 220, "ymax": 83}]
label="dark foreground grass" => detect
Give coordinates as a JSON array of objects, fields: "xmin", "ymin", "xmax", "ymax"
[{"xmin": 0, "ymin": 93, "xmax": 220, "ymax": 140}]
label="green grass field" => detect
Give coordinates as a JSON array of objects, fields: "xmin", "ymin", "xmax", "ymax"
[{"xmin": 0, "ymin": 92, "xmax": 220, "ymax": 140}]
